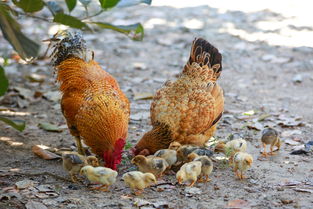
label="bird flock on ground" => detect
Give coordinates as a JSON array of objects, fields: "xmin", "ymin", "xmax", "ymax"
[{"xmin": 62, "ymin": 127, "xmax": 281, "ymax": 195}]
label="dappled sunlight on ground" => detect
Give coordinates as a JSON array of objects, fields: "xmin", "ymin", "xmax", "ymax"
[{"xmin": 153, "ymin": 0, "xmax": 313, "ymax": 47}]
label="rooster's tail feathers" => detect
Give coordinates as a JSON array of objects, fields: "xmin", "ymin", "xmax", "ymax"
[{"xmin": 186, "ymin": 38, "xmax": 222, "ymax": 79}]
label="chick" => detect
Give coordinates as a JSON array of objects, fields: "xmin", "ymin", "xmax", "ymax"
[
  {"xmin": 122, "ymin": 171, "xmax": 157, "ymax": 195},
  {"xmin": 154, "ymin": 149, "xmax": 177, "ymax": 169},
  {"xmin": 215, "ymin": 138, "xmax": 247, "ymax": 165},
  {"xmin": 187, "ymin": 153, "xmax": 213, "ymax": 182},
  {"xmin": 168, "ymin": 141, "xmax": 182, "ymax": 150},
  {"xmin": 232, "ymin": 152, "xmax": 253, "ymax": 180},
  {"xmin": 261, "ymin": 128, "xmax": 281, "ymax": 157},
  {"xmin": 80, "ymin": 165, "xmax": 118, "ymax": 191},
  {"xmin": 62, "ymin": 152, "xmax": 99, "ymax": 182},
  {"xmin": 176, "ymin": 145, "xmax": 198, "ymax": 163},
  {"xmin": 62, "ymin": 153, "xmax": 85, "ymax": 182},
  {"xmin": 215, "ymin": 138, "xmax": 247, "ymax": 155},
  {"xmin": 86, "ymin": 156, "xmax": 100, "ymax": 167},
  {"xmin": 191, "ymin": 148, "xmax": 214, "ymax": 158},
  {"xmin": 131, "ymin": 155, "xmax": 168, "ymax": 178},
  {"xmin": 176, "ymin": 161, "xmax": 202, "ymax": 187}
]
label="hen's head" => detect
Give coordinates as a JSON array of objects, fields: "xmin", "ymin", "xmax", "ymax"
[
  {"xmin": 133, "ymin": 125, "xmax": 172, "ymax": 156},
  {"xmin": 132, "ymin": 132, "xmax": 154, "ymax": 156}
]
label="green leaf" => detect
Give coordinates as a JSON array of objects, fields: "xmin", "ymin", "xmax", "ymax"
[
  {"xmin": 53, "ymin": 13, "xmax": 89, "ymax": 29},
  {"xmin": 0, "ymin": 3, "xmax": 40, "ymax": 59},
  {"xmin": 45, "ymin": 1, "xmax": 64, "ymax": 15},
  {"xmin": 99, "ymin": 0, "xmax": 119, "ymax": 9},
  {"xmin": 0, "ymin": 66, "xmax": 9, "ymax": 96},
  {"xmin": 116, "ymin": 0, "xmax": 151, "ymax": 8},
  {"xmin": 0, "ymin": 116, "xmax": 26, "ymax": 132},
  {"xmin": 79, "ymin": 0, "xmax": 91, "ymax": 7},
  {"xmin": 13, "ymin": 0, "xmax": 44, "ymax": 13},
  {"xmin": 65, "ymin": 0, "xmax": 77, "ymax": 12},
  {"xmin": 91, "ymin": 22, "xmax": 144, "ymax": 41},
  {"xmin": 38, "ymin": 122, "xmax": 62, "ymax": 132},
  {"xmin": 124, "ymin": 140, "xmax": 133, "ymax": 150}
]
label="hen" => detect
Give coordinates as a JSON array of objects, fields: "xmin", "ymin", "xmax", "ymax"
[
  {"xmin": 134, "ymin": 38, "xmax": 223, "ymax": 155},
  {"xmin": 51, "ymin": 32, "xmax": 130, "ymax": 170}
]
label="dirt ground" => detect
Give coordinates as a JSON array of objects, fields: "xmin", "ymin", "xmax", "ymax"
[{"xmin": 1, "ymin": 1, "xmax": 313, "ymax": 209}]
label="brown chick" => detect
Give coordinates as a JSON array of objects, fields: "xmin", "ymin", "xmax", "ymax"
[
  {"xmin": 261, "ymin": 128, "xmax": 281, "ymax": 157},
  {"xmin": 154, "ymin": 149, "xmax": 177, "ymax": 169},
  {"xmin": 122, "ymin": 171, "xmax": 157, "ymax": 195},
  {"xmin": 232, "ymin": 152, "xmax": 253, "ymax": 180},
  {"xmin": 176, "ymin": 145, "xmax": 198, "ymax": 163},
  {"xmin": 188, "ymin": 153, "xmax": 213, "ymax": 182},
  {"xmin": 176, "ymin": 161, "xmax": 202, "ymax": 187},
  {"xmin": 131, "ymin": 155, "xmax": 168, "ymax": 178},
  {"xmin": 80, "ymin": 165, "xmax": 118, "ymax": 191},
  {"xmin": 86, "ymin": 156, "xmax": 100, "ymax": 167},
  {"xmin": 168, "ymin": 141, "xmax": 182, "ymax": 151},
  {"xmin": 133, "ymin": 38, "xmax": 224, "ymax": 155},
  {"xmin": 62, "ymin": 152, "xmax": 99, "ymax": 182}
]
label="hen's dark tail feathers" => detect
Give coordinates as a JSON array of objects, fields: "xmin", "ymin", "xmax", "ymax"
[
  {"xmin": 50, "ymin": 32, "xmax": 91, "ymax": 66},
  {"xmin": 187, "ymin": 38, "xmax": 222, "ymax": 79}
]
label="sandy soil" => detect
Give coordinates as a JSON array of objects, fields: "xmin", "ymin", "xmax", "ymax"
[{"xmin": 1, "ymin": 1, "xmax": 313, "ymax": 209}]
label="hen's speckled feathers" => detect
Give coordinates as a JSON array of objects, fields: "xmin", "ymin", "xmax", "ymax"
[{"xmin": 135, "ymin": 38, "xmax": 224, "ymax": 155}]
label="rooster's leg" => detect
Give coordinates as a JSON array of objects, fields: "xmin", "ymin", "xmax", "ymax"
[{"xmin": 75, "ymin": 136, "xmax": 85, "ymax": 155}]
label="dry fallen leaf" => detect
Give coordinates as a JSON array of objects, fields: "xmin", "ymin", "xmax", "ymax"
[
  {"xmin": 32, "ymin": 145, "xmax": 61, "ymax": 160},
  {"xmin": 133, "ymin": 92, "xmax": 154, "ymax": 100},
  {"xmin": 26, "ymin": 73, "xmax": 46, "ymax": 83},
  {"xmin": 226, "ymin": 199, "xmax": 250, "ymax": 209},
  {"xmin": 15, "ymin": 179, "xmax": 36, "ymax": 189},
  {"xmin": 285, "ymin": 139, "xmax": 300, "ymax": 146},
  {"xmin": 25, "ymin": 200, "xmax": 48, "ymax": 209},
  {"xmin": 38, "ymin": 122, "xmax": 62, "ymax": 132}
]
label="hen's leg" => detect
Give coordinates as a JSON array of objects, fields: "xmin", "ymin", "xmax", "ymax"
[{"xmin": 75, "ymin": 136, "xmax": 85, "ymax": 155}]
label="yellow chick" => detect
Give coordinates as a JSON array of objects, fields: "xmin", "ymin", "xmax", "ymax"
[
  {"xmin": 215, "ymin": 138, "xmax": 247, "ymax": 165},
  {"xmin": 261, "ymin": 128, "xmax": 281, "ymax": 157},
  {"xmin": 154, "ymin": 149, "xmax": 177, "ymax": 169},
  {"xmin": 232, "ymin": 152, "xmax": 253, "ymax": 180},
  {"xmin": 80, "ymin": 165, "xmax": 118, "ymax": 191},
  {"xmin": 168, "ymin": 141, "xmax": 182, "ymax": 150},
  {"xmin": 62, "ymin": 152, "xmax": 99, "ymax": 182},
  {"xmin": 188, "ymin": 153, "xmax": 213, "ymax": 182},
  {"xmin": 176, "ymin": 161, "xmax": 202, "ymax": 187},
  {"xmin": 215, "ymin": 138, "xmax": 247, "ymax": 155},
  {"xmin": 122, "ymin": 171, "xmax": 157, "ymax": 195},
  {"xmin": 131, "ymin": 155, "xmax": 168, "ymax": 178}
]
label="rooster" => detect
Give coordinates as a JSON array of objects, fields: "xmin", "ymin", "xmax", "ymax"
[
  {"xmin": 133, "ymin": 38, "xmax": 223, "ymax": 155},
  {"xmin": 51, "ymin": 32, "xmax": 130, "ymax": 170}
]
